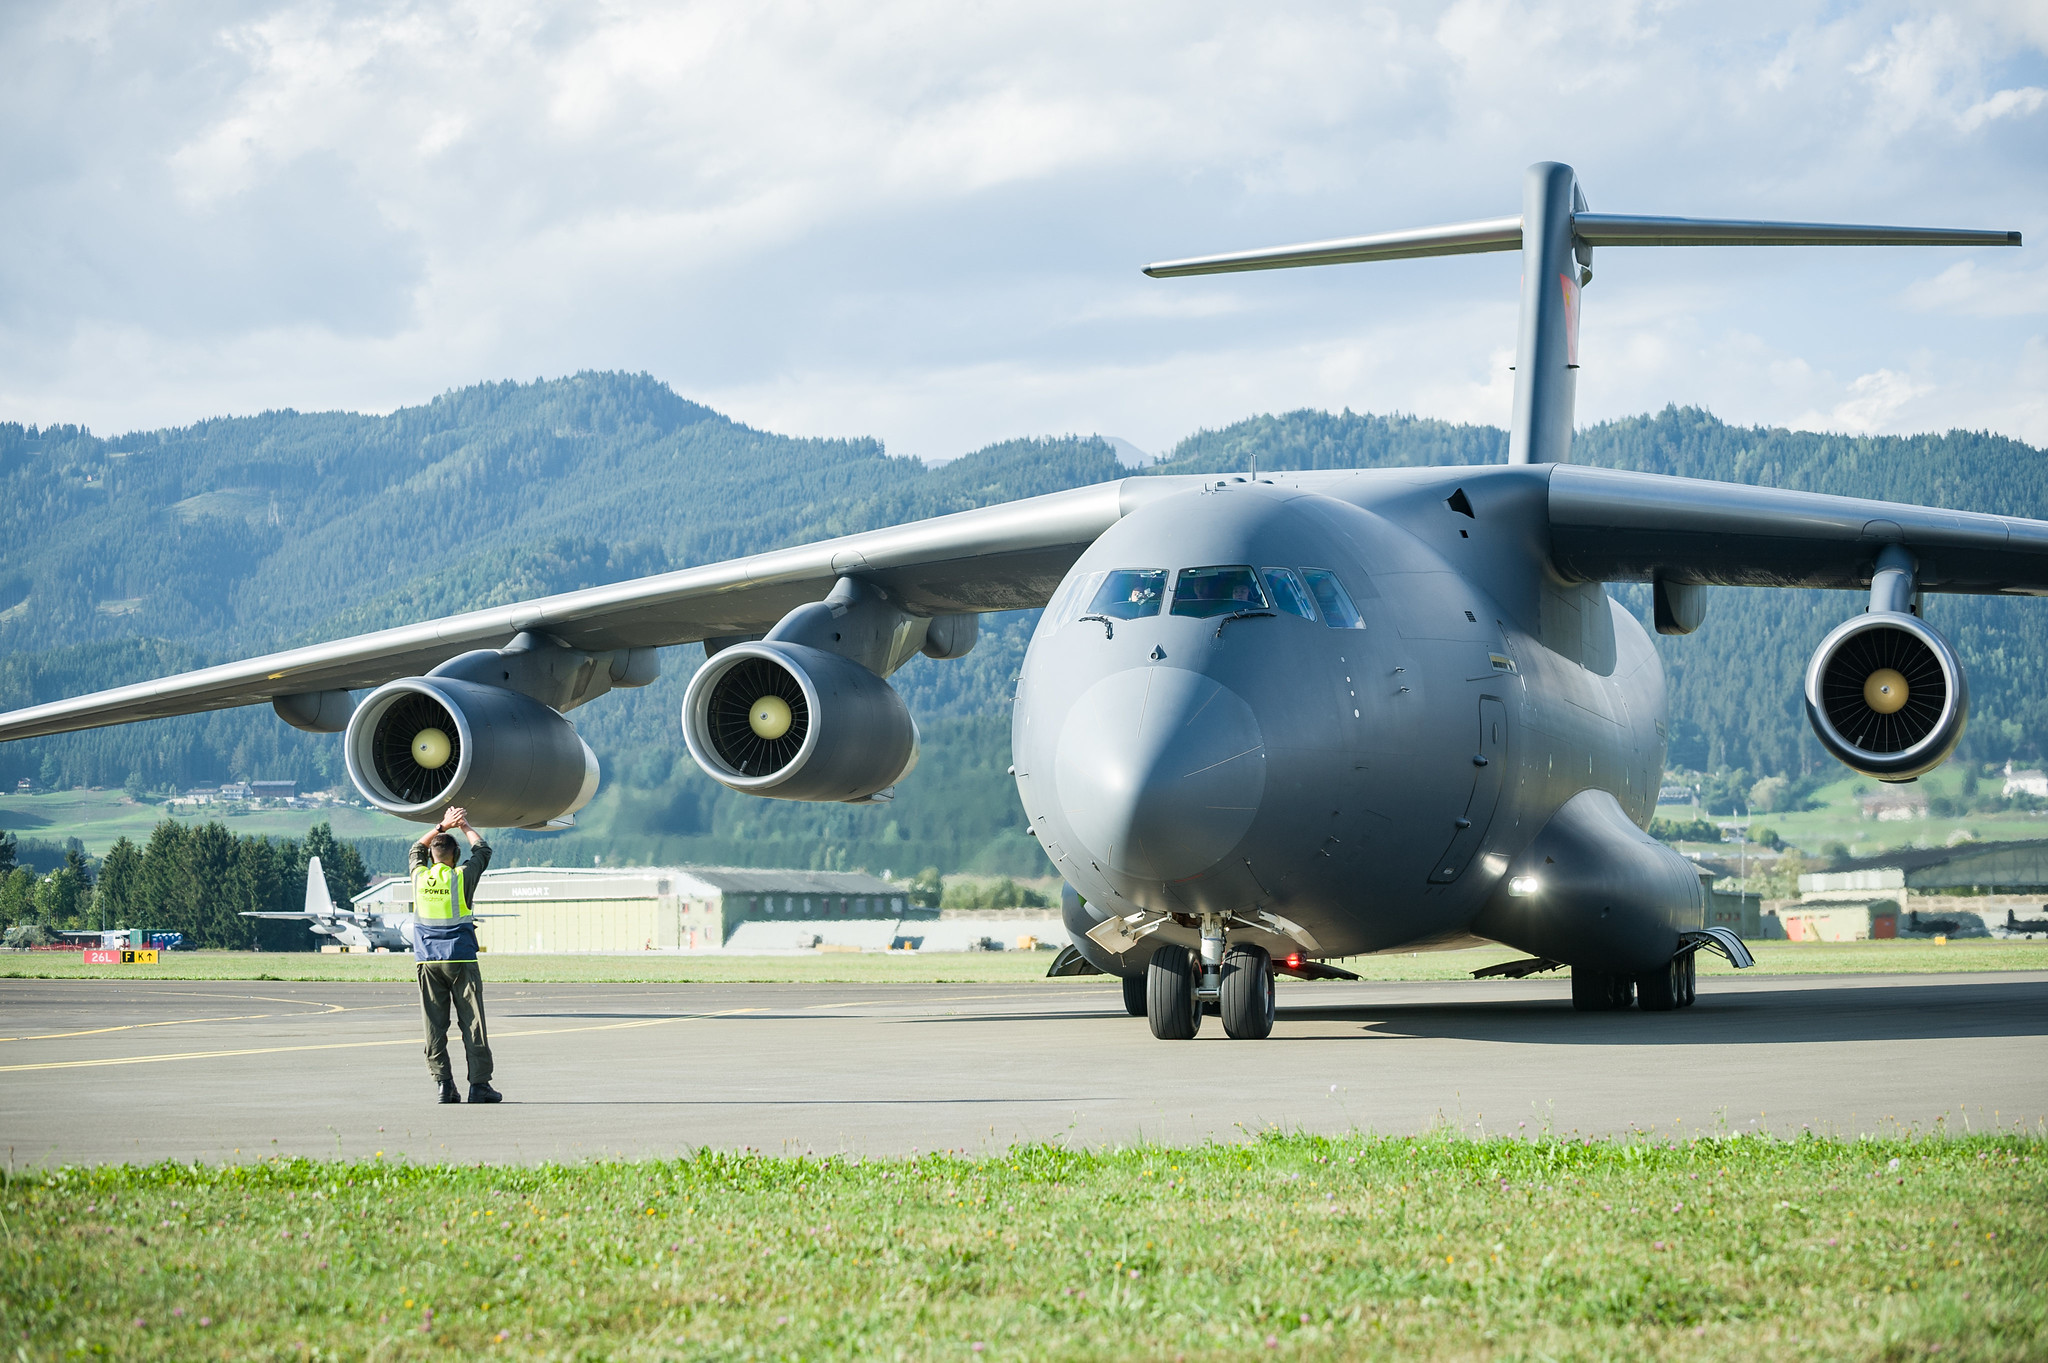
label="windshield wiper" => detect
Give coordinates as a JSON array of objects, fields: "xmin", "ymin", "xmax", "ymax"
[
  {"xmin": 1078, "ymin": 613, "xmax": 1115, "ymax": 639},
  {"xmin": 1215, "ymin": 609, "xmax": 1275, "ymax": 637}
]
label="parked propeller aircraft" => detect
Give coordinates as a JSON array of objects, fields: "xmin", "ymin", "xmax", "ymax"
[
  {"xmin": 239, "ymin": 855, "xmax": 512, "ymax": 951},
  {"xmin": 240, "ymin": 855, "xmax": 407, "ymax": 952},
  {"xmin": 1, "ymin": 162, "xmax": 2032, "ymax": 1040}
]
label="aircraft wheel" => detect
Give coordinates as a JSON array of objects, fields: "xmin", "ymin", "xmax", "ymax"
[
  {"xmin": 1146, "ymin": 949, "xmax": 1202, "ymax": 1040},
  {"xmin": 1220, "ymin": 944, "xmax": 1275, "ymax": 1040},
  {"xmin": 1679, "ymin": 952, "xmax": 1697, "ymax": 1007},
  {"xmin": 1121, "ymin": 972, "xmax": 1147, "ymax": 1017},
  {"xmin": 1637, "ymin": 957, "xmax": 1681, "ymax": 1012},
  {"xmin": 1571, "ymin": 968, "xmax": 1618, "ymax": 1011}
]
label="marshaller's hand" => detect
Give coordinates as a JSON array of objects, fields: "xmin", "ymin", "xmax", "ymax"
[{"xmin": 445, "ymin": 806, "xmax": 469, "ymax": 830}]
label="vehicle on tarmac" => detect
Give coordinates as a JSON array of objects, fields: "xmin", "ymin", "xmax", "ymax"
[{"xmin": 1, "ymin": 162, "xmax": 2034, "ymax": 1039}]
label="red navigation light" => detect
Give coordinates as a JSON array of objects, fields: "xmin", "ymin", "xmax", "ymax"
[{"xmin": 1285, "ymin": 952, "xmax": 1303, "ymax": 970}]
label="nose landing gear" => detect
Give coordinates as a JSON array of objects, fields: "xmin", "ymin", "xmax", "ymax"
[
  {"xmin": 1144, "ymin": 939, "xmax": 1276, "ymax": 1039},
  {"xmin": 1121, "ymin": 972, "xmax": 1147, "ymax": 1017},
  {"xmin": 1220, "ymin": 943, "xmax": 1275, "ymax": 1039},
  {"xmin": 1145, "ymin": 948, "xmax": 1202, "ymax": 1039}
]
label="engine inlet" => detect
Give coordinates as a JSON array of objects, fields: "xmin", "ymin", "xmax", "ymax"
[
  {"xmin": 1818, "ymin": 623, "xmax": 1946, "ymax": 754},
  {"xmin": 706, "ymin": 655, "xmax": 810, "ymax": 776},
  {"xmin": 371, "ymin": 690, "xmax": 462, "ymax": 803},
  {"xmin": 1804, "ymin": 612, "xmax": 1967, "ymax": 780}
]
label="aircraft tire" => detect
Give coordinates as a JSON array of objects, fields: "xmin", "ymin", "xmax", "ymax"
[
  {"xmin": 1679, "ymin": 952, "xmax": 1697, "ymax": 1007},
  {"xmin": 1220, "ymin": 944, "xmax": 1275, "ymax": 1040},
  {"xmin": 1637, "ymin": 957, "xmax": 1681, "ymax": 1012},
  {"xmin": 1122, "ymin": 972, "xmax": 1147, "ymax": 1017},
  {"xmin": 1571, "ymin": 968, "xmax": 1618, "ymax": 1011},
  {"xmin": 1146, "ymin": 949, "xmax": 1202, "ymax": 1040}
]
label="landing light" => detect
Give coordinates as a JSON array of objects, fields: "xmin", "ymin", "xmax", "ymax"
[{"xmin": 1508, "ymin": 875, "xmax": 1540, "ymax": 897}]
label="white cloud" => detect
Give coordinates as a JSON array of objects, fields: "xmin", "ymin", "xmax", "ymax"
[
  {"xmin": 1902, "ymin": 259, "xmax": 2048, "ymax": 317},
  {"xmin": 1793, "ymin": 367, "xmax": 1934, "ymax": 435},
  {"xmin": 0, "ymin": 0, "xmax": 2043, "ymax": 454},
  {"xmin": 1957, "ymin": 84, "xmax": 2048, "ymax": 130}
]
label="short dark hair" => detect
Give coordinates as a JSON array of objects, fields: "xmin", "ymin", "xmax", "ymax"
[{"xmin": 428, "ymin": 833, "xmax": 460, "ymax": 862}]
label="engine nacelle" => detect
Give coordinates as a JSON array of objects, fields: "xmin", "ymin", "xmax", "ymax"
[
  {"xmin": 1804, "ymin": 612, "xmax": 1968, "ymax": 781},
  {"xmin": 344, "ymin": 677, "xmax": 600, "ymax": 829},
  {"xmin": 682, "ymin": 641, "xmax": 918, "ymax": 802}
]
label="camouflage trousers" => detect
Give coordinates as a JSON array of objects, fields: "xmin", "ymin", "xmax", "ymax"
[{"xmin": 417, "ymin": 961, "xmax": 493, "ymax": 1085}]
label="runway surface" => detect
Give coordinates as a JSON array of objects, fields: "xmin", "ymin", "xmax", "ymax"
[{"xmin": 3, "ymin": 971, "xmax": 2043, "ymax": 1166}]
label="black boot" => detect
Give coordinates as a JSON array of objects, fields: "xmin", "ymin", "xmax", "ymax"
[
  {"xmin": 468, "ymin": 1082, "xmax": 503, "ymax": 1104},
  {"xmin": 438, "ymin": 1078, "xmax": 461, "ymax": 1104}
]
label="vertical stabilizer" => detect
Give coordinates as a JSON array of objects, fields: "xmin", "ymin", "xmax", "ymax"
[
  {"xmin": 304, "ymin": 856, "xmax": 336, "ymax": 917},
  {"xmin": 1507, "ymin": 163, "xmax": 1585, "ymax": 465},
  {"xmin": 1142, "ymin": 169, "xmax": 2015, "ymax": 468}
]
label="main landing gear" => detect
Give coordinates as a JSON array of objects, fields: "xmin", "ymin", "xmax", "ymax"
[
  {"xmin": 1144, "ymin": 939, "xmax": 1276, "ymax": 1040},
  {"xmin": 1571, "ymin": 951, "xmax": 1697, "ymax": 1011}
]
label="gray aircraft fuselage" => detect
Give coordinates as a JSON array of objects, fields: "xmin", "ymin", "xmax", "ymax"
[{"xmin": 1015, "ymin": 463, "xmax": 1701, "ymax": 975}]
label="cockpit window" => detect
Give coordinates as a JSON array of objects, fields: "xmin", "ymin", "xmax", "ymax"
[
  {"xmin": 1301, "ymin": 568, "xmax": 1366, "ymax": 628},
  {"xmin": 1085, "ymin": 569, "xmax": 1167, "ymax": 620},
  {"xmin": 1261, "ymin": 567, "xmax": 1318, "ymax": 621},
  {"xmin": 1170, "ymin": 565, "xmax": 1269, "ymax": 619}
]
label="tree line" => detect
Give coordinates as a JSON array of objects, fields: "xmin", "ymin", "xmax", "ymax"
[{"xmin": 0, "ymin": 821, "xmax": 371, "ymax": 949}]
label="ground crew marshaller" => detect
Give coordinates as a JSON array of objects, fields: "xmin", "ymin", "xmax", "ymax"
[{"xmin": 408, "ymin": 806, "xmax": 501, "ymax": 1104}]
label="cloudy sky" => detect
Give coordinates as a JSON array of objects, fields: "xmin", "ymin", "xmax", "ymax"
[{"xmin": 4, "ymin": 0, "xmax": 2044, "ymax": 459}]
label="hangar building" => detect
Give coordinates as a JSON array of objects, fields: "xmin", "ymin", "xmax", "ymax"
[
  {"xmin": 468, "ymin": 866, "xmax": 919, "ymax": 954},
  {"xmin": 1786, "ymin": 838, "xmax": 2048, "ymax": 940},
  {"xmin": 1798, "ymin": 838, "xmax": 2048, "ymax": 900}
]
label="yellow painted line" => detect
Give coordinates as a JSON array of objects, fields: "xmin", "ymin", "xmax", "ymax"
[
  {"xmin": 0, "ymin": 991, "xmax": 396, "ymax": 1042},
  {"xmin": 0, "ymin": 1008, "xmax": 761, "ymax": 1073},
  {"xmin": 0, "ymin": 1013, "xmax": 278, "ymax": 1042}
]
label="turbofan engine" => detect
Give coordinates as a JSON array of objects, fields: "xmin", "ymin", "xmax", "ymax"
[
  {"xmin": 683, "ymin": 641, "xmax": 918, "ymax": 802},
  {"xmin": 344, "ymin": 677, "xmax": 600, "ymax": 829},
  {"xmin": 1803, "ymin": 612, "xmax": 1968, "ymax": 781}
]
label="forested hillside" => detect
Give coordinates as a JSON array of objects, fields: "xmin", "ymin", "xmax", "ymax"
[{"xmin": 2, "ymin": 375, "xmax": 2042, "ymax": 875}]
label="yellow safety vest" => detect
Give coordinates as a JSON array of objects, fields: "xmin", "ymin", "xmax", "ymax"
[{"xmin": 413, "ymin": 862, "xmax": 469, "ymax": 921}]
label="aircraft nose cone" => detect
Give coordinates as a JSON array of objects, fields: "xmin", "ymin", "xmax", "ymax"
[{"xmin": 1055, "ymin": 668, "xmax": 1265, "ymax": 882}]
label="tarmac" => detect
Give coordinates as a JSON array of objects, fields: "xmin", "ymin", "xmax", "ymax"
[{"xmin": 2, "ymin": 971, "xmax": 2043, "ymax": 1166}]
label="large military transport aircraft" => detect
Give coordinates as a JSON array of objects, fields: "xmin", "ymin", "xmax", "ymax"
[{"xmin": 2, "ymin": 162, "xmax": 2032, "ymax": 1039}]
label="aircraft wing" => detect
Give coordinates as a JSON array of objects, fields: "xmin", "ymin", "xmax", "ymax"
[
  {"xmin": 1547, "ymin": 466, "xmax": 2048, "ymax": 594},
  {"xmin": 0, "ymin": 478, "xmax": 1189, "ymax": 742}
]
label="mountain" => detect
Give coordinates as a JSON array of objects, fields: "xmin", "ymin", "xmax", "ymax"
[{"xmin": 1, "ymin": 375, "xmax": 2042, "ymax": 874}]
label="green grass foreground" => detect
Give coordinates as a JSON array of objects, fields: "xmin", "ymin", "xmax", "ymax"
[
  {"xmin": 2, "ymin": 937, "xmax": 2045, "ymax": 983},
  {"xmin": 2, "ymin": 1134, "xmax": 2040, "ymax": 1361}
]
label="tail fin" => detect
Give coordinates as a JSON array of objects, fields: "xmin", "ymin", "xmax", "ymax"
[
  {"xmin": 304, "ymin": 855, "xmax": 337, "ymax": 917},
  {"xmin": 1144, "ymin": 161, "xmax": 2019, "ymax": 466}
]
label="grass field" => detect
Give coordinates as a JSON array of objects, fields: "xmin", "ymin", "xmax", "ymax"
[
  {"xmin": 2, "ymin": 1132, "xmax": 2039, "ymax": 1361},
  {"xmin": 0, "ymin": 786, "xmax": 414, "ymax": 857},
  {"xmin": 2, "ymin": 938, "xmax": 2044, "ymax": 983},
  {"xmin": 1658, "ymin": 761, "xmax": 2048, "ymax": 864}
]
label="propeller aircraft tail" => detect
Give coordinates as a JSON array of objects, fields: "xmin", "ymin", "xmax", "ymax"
[{"xmin": 304, "ymin": 854, "xmax": 337, "ymax": 916}]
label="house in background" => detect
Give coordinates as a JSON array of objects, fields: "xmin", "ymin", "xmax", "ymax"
[{"xmin": 2002, "ymin": 762, "xmax": 2048, "ymax": 800}]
